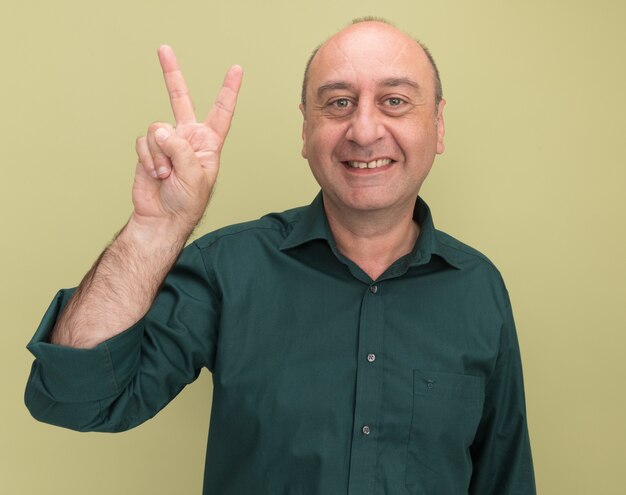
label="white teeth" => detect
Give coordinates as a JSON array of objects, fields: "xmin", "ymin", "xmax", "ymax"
[{"xmin": 348, "ymin": 159, "xmax": 391, "ymax": 169}]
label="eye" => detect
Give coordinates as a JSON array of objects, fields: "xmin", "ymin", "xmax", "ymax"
[
  {"xmin": 385, "ymin": 97, "xmax": 405, "ymax": 107},
  {"xmin": 380, "ymin": 96, "xmax": 413, "ymax": 116},
  {"xmin": 331, "ymin": 98, "xmax": 353, "ymax": 109}
]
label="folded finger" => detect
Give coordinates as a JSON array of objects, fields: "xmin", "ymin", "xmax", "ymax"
[
  {"xmin": 147, "ymin": 123, "xmax": 174, "ymax": 178},
  {"xmin": 135, "ymin": 136, "xmax": 157, "ymax": 178}
]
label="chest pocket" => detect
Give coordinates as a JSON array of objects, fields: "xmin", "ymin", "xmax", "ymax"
[{"xmin": 405, "ymin": 370, "xmax": 485, "ymax": 495}]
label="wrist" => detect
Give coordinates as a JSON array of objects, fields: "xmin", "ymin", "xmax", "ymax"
[{"xmin": 123, "ymin": 213, "xmax": 192, "ymax": 252}]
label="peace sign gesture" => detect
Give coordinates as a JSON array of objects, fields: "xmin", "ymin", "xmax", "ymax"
[{"xmin": 133, "ymin": 45, "xmax": 243, "ymax": 235}]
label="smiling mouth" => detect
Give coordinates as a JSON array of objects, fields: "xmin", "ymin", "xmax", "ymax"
[{"xmin": 344, "ymin": 158, "xmax": 393, "ymax": 169}]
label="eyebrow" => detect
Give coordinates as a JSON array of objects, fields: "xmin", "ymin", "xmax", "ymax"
[
  {"xmin": 316, "ymin": 78, "xmax": 421, "ymax": 100},
  {"xmin": 381, "ymin": 77, "xmax": 421, "ymax": 90},
  {"xmin": 316, "ymin": 82, "xmax": 355, "ymax": 99}
]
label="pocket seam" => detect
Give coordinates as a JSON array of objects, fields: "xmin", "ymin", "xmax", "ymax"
[{"xmin": 413, "ymin": 370, "xmax": 485, "ymax": 400}]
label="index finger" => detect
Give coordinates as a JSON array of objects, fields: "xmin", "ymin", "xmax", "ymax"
[{"xmin": 157, "ymin": 45, "xmax": 197, "ymax": 125}]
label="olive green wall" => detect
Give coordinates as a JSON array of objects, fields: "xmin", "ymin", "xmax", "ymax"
[{"xmin": 2, "ymin": 0, "xmax": 624, "ymax": 493}]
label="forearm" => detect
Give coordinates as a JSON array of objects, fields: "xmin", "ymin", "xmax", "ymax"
[
  {"xmin": 50, "ymin": 215, "xmax": 191, "ymax": 349},
  {"xmin": 26, "ymin": 240, "xmax": 220, "ymax": 431}
]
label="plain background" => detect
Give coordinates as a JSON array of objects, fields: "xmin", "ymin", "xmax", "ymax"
[{"xmin": 2, "ymin": 0, "xmax": 625, "ymax": 493}]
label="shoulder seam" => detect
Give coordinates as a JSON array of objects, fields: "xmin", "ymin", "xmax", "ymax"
[
  {"xmin": 436, "ymin": 234, "xmax": 500, "ymax": 273},
  {"xmin": 194, "ymin": 225, "xmax": 289, "ymax": 250},
  {"xmin": 189, "ymin": 242, "xmax": 220, "ymax": 295}
]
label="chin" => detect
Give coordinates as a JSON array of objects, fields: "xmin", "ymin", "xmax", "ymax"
[{"xmin": 333, "ymin": 192, "xmax": 399, "ymax": 213}]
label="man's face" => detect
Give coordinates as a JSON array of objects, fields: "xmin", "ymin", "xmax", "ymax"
[{"xmin": 301, "ymin": 22, "xmax": 445, "ymax": 216}]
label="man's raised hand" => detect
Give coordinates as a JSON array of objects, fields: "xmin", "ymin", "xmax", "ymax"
[
  {"xmin": 48, "ymin": 47, "xmax": 242, "ymax": 349},
  {"xmin": 133, "ymin": 45, "xmax": 243, "ymax": 236}
]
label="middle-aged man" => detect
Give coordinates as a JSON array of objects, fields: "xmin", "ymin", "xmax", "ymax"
[{"xmin": 25, "ymin": 19, "xmax": 536, "ymax": 495}]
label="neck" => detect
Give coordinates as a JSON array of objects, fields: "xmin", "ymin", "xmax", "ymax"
[{"xmin": 323, "ymin": 195, "xmax": 420, "ymax": 281}]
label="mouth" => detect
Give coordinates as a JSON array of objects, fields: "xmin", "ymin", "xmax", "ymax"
[{"xmin": 342, "ymin": 158, "xmax": 394, "ymax": 170}]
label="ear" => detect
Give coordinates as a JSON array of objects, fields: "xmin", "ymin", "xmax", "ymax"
[
  {"xmin": 299, "ymin": 103, "xmax": 308, "ymax": 159},
  {"xmin": 435, "ymin": 99, "xmax": 446, "ymax": 155}
]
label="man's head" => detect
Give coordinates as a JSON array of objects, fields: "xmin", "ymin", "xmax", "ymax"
[
  {"xmin": 299, "ymin": 19, "xmax": 446, "ymax": 216},
  {"xmin": 301, "ymin": 18, "xmax": 443, "ymax": 113}
]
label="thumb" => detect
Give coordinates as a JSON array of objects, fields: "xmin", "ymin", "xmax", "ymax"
[{"xmin": 154, "ymin": 127, "xmax": 199, "ymax": 175}]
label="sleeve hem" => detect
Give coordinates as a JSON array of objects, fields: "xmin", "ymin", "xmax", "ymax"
[{"xmin": 26, "ymin": 289, "xmax": 143, "ymax": 403}]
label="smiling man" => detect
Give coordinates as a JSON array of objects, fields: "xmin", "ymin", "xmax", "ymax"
[
  {"xmin": 26, "ymin": 19, "xmax": 536, "ymax": 495},
  {"xmin": 301, "ymin": 21, "xmax": 446, "ymax": 281}
]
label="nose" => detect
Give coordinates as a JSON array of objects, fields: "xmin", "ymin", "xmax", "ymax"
[{"xmin": 345, "ymin": 101, "xmax": 385, "ymax": 147}]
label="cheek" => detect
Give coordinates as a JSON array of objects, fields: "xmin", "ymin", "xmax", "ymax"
[
  {"xmin": 396, "ymin": 122, "xmax": 438, "ymax": 156},
  {"xmin": 307, "ymin": 124, "xmax": 343, "ymax": 158}
]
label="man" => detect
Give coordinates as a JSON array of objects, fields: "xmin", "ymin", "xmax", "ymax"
[{"xmin": 26, "ymin": 19, "xmax": 536, "ymax": 494}]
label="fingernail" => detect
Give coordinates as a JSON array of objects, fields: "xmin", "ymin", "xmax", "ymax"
[
  {"xmin": 155, "ymin": 127, "xmax": 170, "ymax": 143},
  {"xmin": 157, "ymin": 167, "xmax": 170, "ymax": 177},
  {"xmin": 150, "ymin": 169, "xmax": 158, "ymax": 178}
]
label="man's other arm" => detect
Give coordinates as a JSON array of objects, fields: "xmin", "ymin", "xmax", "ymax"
[{"xmin": 468, "ymin": 298, "xmax": 536, "ymax": 494}]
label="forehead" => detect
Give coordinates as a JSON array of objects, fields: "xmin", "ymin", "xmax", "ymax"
[{"xmin": 308, "ymin": 23, "xmax": 432, "ymax": 93}]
